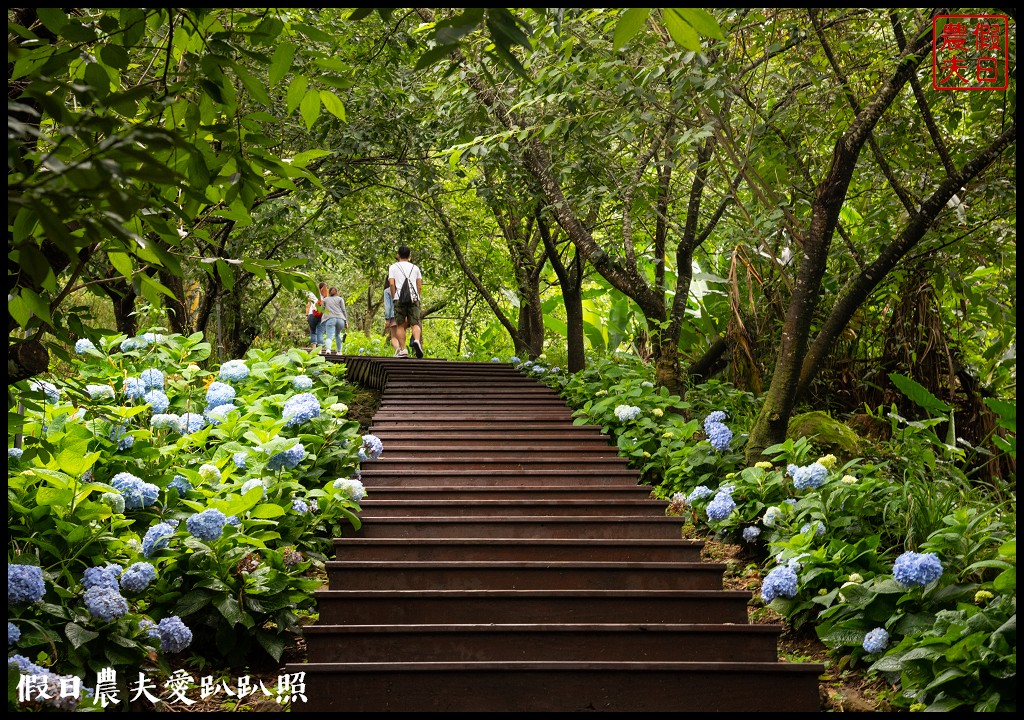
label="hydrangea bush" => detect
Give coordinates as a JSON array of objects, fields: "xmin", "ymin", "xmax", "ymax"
[{"xmin": 8, "ymin": 330, "xmax": 375, "ymax": 694}]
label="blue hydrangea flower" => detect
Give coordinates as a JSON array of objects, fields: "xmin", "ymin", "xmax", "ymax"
[
  {"xmin": 219, "ymin": 360, "xmax": 250, "ymax": 382},
  {"xmin": 283, "ymin": 393, "xmax": 320, "ymax": 427},
  {"xmin": 292, "ymin": 498, "xmax": 309, "ymax": 514},
  {"xmin": 186, "ymin": 509, "xmax": 227, "ymax": 542},
  {"xmin": 641, "ymin": 381, "xmax": 654, "ymax": 388},
  {"xmin": 614, "ymin": 405, "xmax": 641, "ymax": 421},
  {"xmin": 141, "ymin": 332, "xmax": 164, "ymax": 344},
  {"xmin": 893, "ymin": 551, "xmax": 943, "ymax": 587},
  {"xmin": 120, "ymin": 336, "xmax": 149, "ymax": 352},
  {"xmin": 241, "ymin": 479, "xmax": 266, "ymax": 498},
  {"xmin": 100, "ymin": 491, "xmax": 125, "ymax": 514},
  {"xmin": 291, "ymin": 375, "xmax": 313, "ymax": 390},
  {"xmin": 82, "ymin": 565, "xmax": 122, "ymax": 591},
  {"xmin": 86, "ymin": 384, "xmax": 115, "ymax": 401},
  {"xmin": 168, "ymin": 475, "xmax": 192, "ymax": 496},
  {"xmin": 9, "ymin": 564, "xmax": 46, "ymax": 604},
  {"xmin": 232, "ymin": 452, "xmax": 247, "ymax": 470},
  {"xmin": 742, "ymin": 526, "xmax": 762, "ymax": 542},
  {"xmin": 703, "ymin": 411, "xmax": 727, "ymax": 434},
  {"xmin": 791, "ymin": 462, "xmax": 830, "ymax": 490},
  {"xmin": 139, "ymin": 618, "xmax": 161, "ymax": 641},
  {"xmin": 203, "ymin": 403, "xmax": 236, "ymax": 425},
  {"xmin": 863, "ymin": 627, "xmax": 889, "ymax": 654},
  {"xmin": 801, "ymin": 521, "xmax": 827, "ymax": 537},
  {"xmin": 706, "ymin": 491, "xmax": 736, "ymax": 521},
  {"xmin": 509, "ymin": 356, "xmax": 521, "ymax": 364},
  {"xmin": 206, "ymin": 381, "xmax": 236, "ymax": 408},
  {"xmin": 226, "ymin": 515, "xmax": 241, "ymax": 526},
  {"xmin": 120, "ymin": 562, "xmax": 156, "ymax": 593},
  {"xmin": 267, "ymin": 443, "xmax": 306, "ymax": 471},
  {"xmin": 490, "ymin": 357, "xmax": 500, "ymax": 363},
  {"xmin": 157, "ymin": 616, "xmax": 193, "ymax": 653},
  {"xmin": 686, "ymin": 485, "xmax": 715, "ymax": 504},
  {"xmin": 143, "ymin": 389, "xmax": 170, "ymax": 414},
  {"xmin": 531, "ymin": 365, "xmax": 547, "ymax": 374},
  {"xmin": 361, "ymin": 434, "xmax": 384, "ymax": 461},
  {"xmin": 706, "ymin": 422, "xmax": 733, "ymax": 451},
  {"xmin": 84, "ymin": 586, "xmax": 129, "ymax": 621},
  {"xmin": 9, "ymin": 447, "xmax": 24, "ymax": 461},
  {"xmin": 75, "ymin": 338, "xmax": 97, "ymax": 354},
  {"xmin": 141, "ymin": 522, "xmax": 175, "ymax": 557},
  {"xmin": 109, "ymin": 425, "xmax": 134, "ymax": 451},
  {"xmin": 123, "ymin": 377, "xmax": 145, "ymax": 400},
  {"xmin": 151, "ymin": 413, "xmax": 180, "ymax": 429},
  {"xmin": 282, "ymin": 547, "xmax": 305, "ymax": 568},
  {"xmin": 198, "ymin": 464, "xmax": 221, "ymax": 482},
  {"xmin": 140, "ymin": 368, "xmax": 164, "ymax": 391},
  {"xmin": 176, "ymin": 413, "xmax": 206, "ymax": 434},
  {"xmin": 762, "ymin": 506, "xmax": 782, "ymax": 527},
  {"xmin": 30, "ymin": 380, "xmax": 61, "ymax": 404},
  {"xmin": 761, "ymin": 565, "xmax": 799, "ymax": 604},
  {"xmin": 110, "ymin": 472, "xmax": 159, "ymax": 510},
  {"xmin": 8, "ymin": 622, "xmax": 20, "ymax": 646},
  {"xmin": 333, "ymin": 477, "xmax": 366, "ymax": 502}
]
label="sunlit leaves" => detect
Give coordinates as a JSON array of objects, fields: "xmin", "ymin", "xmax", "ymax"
[{"xmin": 612, "ymin": 9, "xmax": 650, "ymax": 51}]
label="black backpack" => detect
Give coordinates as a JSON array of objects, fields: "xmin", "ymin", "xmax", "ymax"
[{"xmin": 397, "ymin": 266, "xmax": 414, "ymax": 305}]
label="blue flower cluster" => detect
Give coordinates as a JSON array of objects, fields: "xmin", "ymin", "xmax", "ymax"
[
  {"xmin": 292, "ymin": 498, "xmax": 309, "ymax": 514},
  {"xmin": 140, "ymin": 368, "xmax": 164, "ymax": 391},
  {"xmin": 893, "ymin": 551, "xmax": 943, "ymax": 587},
  {"xmin": 111, "ymin": 472, "xmax": 159, "ymax": 510},
  {"xmin": 100, "ymin": 492, "xmax": 125, "ymax": 514},
  {"xmin": 139, "ymin": 618, "xmax": 161, "ymax": 641},
  {"xmin": 198, "ymin": 464, "xmax": 222, "ymax": 482},
  {"xmin": 75, "ymin": 338, "xmax": 97, "ymax": 354},
  {"xmin": 862, "ymin": 627, "xmax": 889, "ymax": 654},
  {"xmin": 490, "ymin": 357, "xmax": 500, "ymax": 363},
  {"xmin": 232, "ymin": 452, "xmax": 247, "ymax": 470},
  {"xmin": 282, "ymin": 547, "xmax": 305, "ymax": 568},
  {"xmin": 168, "ymin": 475, "xmax": 192, "ymax": 496},
  {"xmin": 177, "ymin": 412, "xmax": 207, "ymax": 434},
  {"xmin": 158, "ymin": 616, "xmax": 193, "ymax": 654},
  {"xmin": 614, "ymin": 405, "xmax": 642, "ymax": 422},
  {"xmin": 141, "ymin": 332, "xmax": 164, "ymax": 344},
  {"xmin": 109, "ymin": 425, "xmax": 134, "ymax": 451},
  {"xmin": 186, "ymin": 509, "xmax": 227, "ymax": 542},
  {"xmin": 703, "ymin": 411, "xmax": 733, "ymax": 451},
  {"xmin": 123, "ymin": 376, "xmax": 145, "ymax": 400},
  {"xmin": 206, "ymin": 381, "xmax": 236, "ymax": 407},
  {"xmin": 509, "ymin": 356, "xmax": 521, "ymax": 364},
  {"xmin": 8, "ymin": 655, "xmax": 90, "ymax": 711},
  {"xmin": 333, "ymin": 477, "xmax": 366, "ymax": 502},
  {"xmin": 219, "ymin": 359, "xmax": 250, "ymax": 382},
  {"xmin": 144, "ymin": 389, "xmax": 170, "ymax": 414},
  {"xmin": 265, "ymin": 443, "xmax": 305, "ymax": 471},
  {"xmin": 120, "ymin": 336, "xmax": 149, "ymax": 352},
  {"xmin": 84, "ymin": 585, "xmax": 129, "ymax": 621},
  {"xmin": 763, "ymin": 506, "xmax": 782, "ymax": 527},
  {"xmin": 241, "ymin": 479, "xmax": 266, "ymax": 497},
  {"xmin": 801, "ymin": 521, "xmax": 827, "ymax": 537},
  {"xmin": 86, "ymin": 384, "xmax": 115, "ymax": 401},
  {"xmin": 761, "ymin": 564, "xmax": 799, "ymax": 604},
  {"xmin": 8, "ymin": 564, "xmax": 46, "ymax": 604},
  {"xmin": 687, "ymin": 485, "xmax": 715, "ymax": 504},
  {"xmin": 142, "ymin": 522, "xmax": 175, "ymax": 557},
  {"xmin": 742, "ymin": 526, "xmax": 762, "ymax": 542},
  {"xmin": 120, "ymin": 562, "xmax": 156, "ymax": 593},
  {"xmin": 9, "ymin": 447, "xmax": 23, "ymax": 461},
  {"xmin": 283, "ymin": 393, "xmax": 320, "ymax": 427},
  {"xmin": 787, "ymin": 462, "xmax": 830, "ymax": 490},
  {"xmin": 30, "ymin": 380, "xmax": 61, "ymax": 404},
  {"xmin": 706, "ymin": 489, "xmax": 736, "ymax": 521},
  {"xmin": 151, "ymin": 413, "xmax": 180, "ymax": 429},
  {"xmin": 8, "ymin": 622, "xmax": 20, "ymax": 645},
  {"xmin": 361, "ymin": 434, "xmax": 384, "ymax": 461},
  {"xmin": 292, "ymin": 375, "xmax": 313, "ymax": 390},
  {"xmin": 83, "ymin": 564, "xmax": 122, "ymax": 591}
]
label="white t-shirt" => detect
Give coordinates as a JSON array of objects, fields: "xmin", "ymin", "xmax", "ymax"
[{"xmin": 388, "ymin": 261, "xmax": 422, "ymax": 302}]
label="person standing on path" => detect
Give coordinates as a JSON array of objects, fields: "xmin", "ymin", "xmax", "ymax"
[
  {"xmin": 388, "ymin": 246, "xmax": 424, "ymax": 358},
  {"xmin": 305, "ymin": 287, "xmax": 323, "ymax": 348},
  {"xmin": 314, "ymin": 282, "xmax": 330, "ymax": 347},
  {"xmin": 382, "ymin": 277, "xmax": 404, "ymax": 356},
  {"xmin": 321, "ymin": 287, "xmax": 348, "ymax": 354}
]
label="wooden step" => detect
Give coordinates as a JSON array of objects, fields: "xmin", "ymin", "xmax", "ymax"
[
  {"xmin": 303, "ymin": 623, "xmax": 785, "ymax": 663},
  {"xmin": 362, "ymin": 486, "xmax": 655, "ymax": 501},
  {"xmin": 358, "ymin": 469, "xmax": 641, "ymax": 486},
  {"xmin": 357, "ymin": 499, "xmax": 666, "ymax": 517},
  {"xmin": 333, "ymin": 538, "xmax": 704, "ymax": 563},
  {"xmin": 354, "ymin": 516, "xmax": 686, "ymax": 539},
  {"xmin": 325, "ymin": 560, "xmax": 725, "ymax": 591}
]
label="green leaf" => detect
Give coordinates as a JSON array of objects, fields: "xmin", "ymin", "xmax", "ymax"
[
  {"xmin": 107, "ymin": 251, "xmax": 134, "ymax": 279},
  {"xmin": 37, "ymin": 8, "xmax": 68, "ymax": 33},
  {"xmin": 250, "ymin": 504, "xmax": 285, "ymax": 519},
  {"xmin": 319, "ymin": 90, "xmax": 346, "ymax": 121},
  {"xmin": 888, "ymin": 373, "xmax": 952, "ymax": 414},
  {"xmin": 674, "ymin": 9, "xmax": 725, "ymax": 40},
  {"xmin": 8, "ymin": 295, "xmax": 32, "ymax": 328},
  {"xmin": 214, "ymin": 595, "xmax": 247, "ymax": 626},
  {"xmin": 299, "ymin": 89, "xmax": 321, "ymax": 130},
  {"xmin": 663, "ymin": 10, "xmax": 701, "ymax": 51},
  {"xmin": 175, "ymin": 589, "xmax": 213, "ymax": 617},
  {"xmin": 256, "ymin": 630, "xmax": 286, "ymax": 661},
  {"xmin": 613, "ymin": 8, "xmax": 650, "ymax": 50},
  {"xmin": 268, "ymin": 42, "xmax": 296, "ymax": 86},
  {"xmin": 65, "ymin": 622, "xmax": 100, "ymax": 649},
  {"xmin": 234, "ymin": 64, "xmax": 272, "ymax": 107},
  {"xmin": 286, "ymin": 76, "xmax": 308, "ymax": 115}
]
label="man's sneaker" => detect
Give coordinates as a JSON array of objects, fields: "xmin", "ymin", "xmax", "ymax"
[
  {"xmin": 412, "ymin": 340, "xmax": 424, "ymax": 359},
  {"xmin": 396, "ymin": 350, "xmax": 409, "ymax": 358}
]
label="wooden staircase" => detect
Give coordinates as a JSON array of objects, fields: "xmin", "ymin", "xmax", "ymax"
[{"xmin": 286, "ymin": 357, "xmax": 824, "ymax": 712}]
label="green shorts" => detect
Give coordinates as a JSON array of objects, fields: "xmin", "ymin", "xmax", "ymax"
[{"xmin": 394, "ymin": 301, "xmax": 420, "ymax": 326}]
